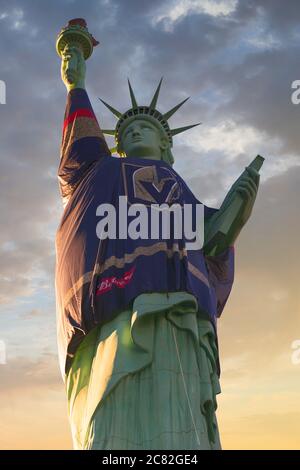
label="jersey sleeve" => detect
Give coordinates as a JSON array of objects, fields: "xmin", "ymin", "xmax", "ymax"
[
  {"xmin": 58, "ymin": 88, "xmax": 111, "ymax": 207},
  {"xmin": 204, "ymin": 205, "xmax": 235, "ymax": 318}
]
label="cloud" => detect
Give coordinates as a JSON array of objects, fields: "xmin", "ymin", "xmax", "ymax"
[
  {"xmin": 151, "ymin": 0, "xmax": 238, "ymax": 31},
  {"xmin": 219, "ymin": 411, "xmax": 300, "ymax": 449},
  {"xmin": 0, "ymin": 236, "xmax": 55, "ymax": 305},
  {"xmin": 182, "ymin": 119, "xmax": 265, "ymax": 159},
  {"xmin": 0, "ymin": 0, "xmax": 300, "ymax": 449},
  {"xmin": 23, "ymin": 308, "xmax": 43, "ymax": 319},
  {"xmin": 0, "ymin": 354, "xmax": 61, "ymax": 393},
  {"xmin": 0, "ymin": 355, "xmax": 71, "ymax": 449}
]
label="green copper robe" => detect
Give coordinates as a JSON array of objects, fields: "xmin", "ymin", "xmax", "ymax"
[{"xmin": 66, "ymin": 292, "xmax": 221, "ymax": 450}]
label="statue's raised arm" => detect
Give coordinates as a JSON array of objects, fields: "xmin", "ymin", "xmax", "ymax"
[{"xmin": 56, "ymin": 19, "xmax": 110, "ymax": 207}]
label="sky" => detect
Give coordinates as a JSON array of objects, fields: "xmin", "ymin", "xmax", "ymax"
[{"xmin": 0, "ymin": 0, "xmax": 300, "ymax": 450}]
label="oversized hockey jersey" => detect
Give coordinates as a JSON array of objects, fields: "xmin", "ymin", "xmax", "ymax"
[{"xmin": 55, "ymin": 88, "xmax": 234, "ymax": 376}]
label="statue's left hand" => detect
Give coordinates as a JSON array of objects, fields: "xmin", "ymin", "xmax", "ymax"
[
  {"xmin": 235, "ymin": 166, "xmax": 260, "ymax": 225},
  {"xmin": 221, "ymin": 166, "xmax": 260, "ymax": 226},
  {"xmin": 204, "ymin": 161, "xmax": 262, "ymax": 256}
]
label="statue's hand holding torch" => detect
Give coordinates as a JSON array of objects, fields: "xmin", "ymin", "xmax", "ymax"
[
  {"xmin": 60, "ymin": 44, "xmax": 86, "ymax": 91},
  {"xmin": 56, "ymin": 18, "xmax": 99, "ymax": 92}
]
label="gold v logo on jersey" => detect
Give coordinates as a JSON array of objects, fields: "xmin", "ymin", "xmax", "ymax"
[{"xmin": 122, "ymin": 162, "xmax": 182, "ymax": 206}]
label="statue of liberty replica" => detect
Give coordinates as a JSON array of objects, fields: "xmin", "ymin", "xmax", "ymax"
[{"xmin": 55, "ymin": 19, "xmax": 263, "ymax": 450}]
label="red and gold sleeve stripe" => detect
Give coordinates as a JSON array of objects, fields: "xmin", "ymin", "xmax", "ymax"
[{"xmin": 61, "ymin": 109, "xmax": 106, "ymax": 157}]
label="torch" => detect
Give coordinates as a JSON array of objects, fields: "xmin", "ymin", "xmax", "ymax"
[{"xmin": 56, "ymin": 18, "xmax": 99, "ymax": 60}]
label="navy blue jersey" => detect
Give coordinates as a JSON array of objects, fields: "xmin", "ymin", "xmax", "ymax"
[{"xmin": 55, "ymin": 89, "xmax": 234, "ymax": 377}]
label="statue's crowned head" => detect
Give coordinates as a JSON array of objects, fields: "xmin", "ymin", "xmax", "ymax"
[{"xmin": 100, "ymin": 79, "xmax": 201, "ymax": 166}]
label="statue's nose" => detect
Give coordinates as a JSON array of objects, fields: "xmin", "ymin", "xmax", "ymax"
[{"xmin": 132, "ymin": 128, "xmax": 141, "ymax": 137}]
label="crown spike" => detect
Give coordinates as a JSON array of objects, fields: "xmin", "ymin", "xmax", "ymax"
[
  {"xmin": 102, "ymin": 129, "xmax": 116, "ymax": 136},
  {"xmin": 163, "ymin": 97, "xmax": 190, "ymax": 121},
  {"xmin": 127, "ymin": 79, "xmax": 138, "ymax": 109},
  {"xmin": 149, "ymin": 77, "xmax": 163, "ymax": 111},
  {"xmin": 98, "ymin": 98, "xmax": 122, "ymax": 118},
  {"xmin": 171, "ymin": 122, "xmax": 201, "ymax": 137}
]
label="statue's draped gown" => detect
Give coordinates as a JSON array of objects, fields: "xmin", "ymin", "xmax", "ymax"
[{"xmin": 55, "ymin": 89, "xmax": 234, "ymax": 450}]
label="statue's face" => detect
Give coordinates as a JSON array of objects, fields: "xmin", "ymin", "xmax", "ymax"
[{"xmin": 120, "ymin": 118, "xmax": 168, "ymax": 160}]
